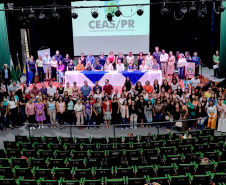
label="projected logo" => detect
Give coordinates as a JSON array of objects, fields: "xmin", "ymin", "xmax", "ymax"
[{"xmin": 88, "ymin": 1, "xmax": 135, "ymax": 32}]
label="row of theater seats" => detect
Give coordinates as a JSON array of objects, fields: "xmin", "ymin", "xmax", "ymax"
[{"xmin": 0, "ymin": 129, "xmax": 225, "ymax": 185}]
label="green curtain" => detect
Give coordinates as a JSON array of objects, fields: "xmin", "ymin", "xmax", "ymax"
[
  {"xmin": 219, "ymin": 2, "xmax": 226, "ymax": 78},
  {"xmin": 0, "ymin": 4, "xmax": 10, "ymax": 72}
]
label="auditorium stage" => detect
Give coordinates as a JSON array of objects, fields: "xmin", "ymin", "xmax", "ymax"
[{"xmin": 0, "ymin": 124, "xmax": 222, "ymax": 149}]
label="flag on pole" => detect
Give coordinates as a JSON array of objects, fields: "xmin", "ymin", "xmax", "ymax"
[
  {"xmin": 25, "ymin": 58, "xmax": 32, "ymax": 86},
  {"xmin": 16, "ymin": 53, "xmax": 22, "ymax": 81},
  {"xmin": 10, "ymin": 55, "xmax": 17, "ymax": 82}
]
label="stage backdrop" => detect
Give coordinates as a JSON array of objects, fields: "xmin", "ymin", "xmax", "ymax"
[
  {"xmin": 0, "ymin": 4, "xmax": 10, "ymax": 71},
  {"xmin": 219, "ymin": 1, "xmax": 226, "ymax": 78},
  {"xmin": 71, "ymin": 0, "xmax": 150, "ymax": 56}
]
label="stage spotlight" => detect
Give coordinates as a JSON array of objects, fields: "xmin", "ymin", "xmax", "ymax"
[
  {"xmin": 18, "ymin": 16, "xmax": 24, "ymax": 21},
  {"xmin": 189, "ymin": 2, "xmax": 197, "ymax": 12},
  {"xmin": 179, "ymin": 4, "xmax": 188, "ymax": 15},
  {"xmin": 28, "ymin": 10, "xmax": 35, "ymax": 20},
  {"xmin": 137, "ymin": 9, "xmax": 144, "ymax": 16},
  {"xmin": 218, "ymin": 1, "xmax": 225, "ymax": 13},
  {"xmin": 91, "ymin": 11, "xmax": 98, "ymax": 18},
  {"xmin": 115, "ymin": 9, "xmax": 122, "ymax": 17},
  {"xmin": 161, "ymin": 3, "xmax": 169, "ymax": 15},
  {"xmin": 107, "ymin": 13, "xmax": 113, "ymax": 22},
  {"xmin": 198, "ymin": 2, "xmax": 207, "ymax": 17},
  {"xmin": 52, "ymin": 11, "xmax": 60, "ymax": 20},
  {"xmin": 39, "ymin": 11, "xmax": 46, "ymax": 20},
  {"xmin": 71, "ymin": 12, "xmax": 78, "ymax": 19}
]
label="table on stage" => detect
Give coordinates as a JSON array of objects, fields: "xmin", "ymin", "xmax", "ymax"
[{"xmin": 65, "ymin": 70, "xmax": 162, "ymax": 86}]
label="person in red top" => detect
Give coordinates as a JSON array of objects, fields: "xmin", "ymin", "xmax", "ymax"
[
  {"xmin": 102, "ymin": 96, "xmax": 112, "ymax": 128},
  {"xmin": 143, "ymin": 81, "xmax": 153, "ymax": 93},
  {"xmin": 30, "ymin": 83, "xmax": 39, "ymax": 96},
  {"xmin": 103, "ymin": 79, "xmax": 113, "ymax": 96}
]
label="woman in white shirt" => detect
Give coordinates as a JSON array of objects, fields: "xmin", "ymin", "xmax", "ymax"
[
  {"xmin": 116, "ymin": 59, "xmax": 124, "ymax": 72},
  {"xmin": 207, "ymin": 100, "xmax": 217, "ymax": 130},
  {"xmin": 177, "ymin": 53, "xmax": 187, "ymax": 80},
  {"xmin": 126, "ymin": 51, "xmax": 134, "ymax": 66},
  {"xmin": 74, "ymin": 99, "xmax": 84, "ymax": 127},
  {"xmin": 36, "ymin": 55, "xmax": 44, "ymax": 82},
  {"xmin": 104, "ymin": 59, "xmax": 113, "ymax": 71},
  {"xmin": 139, "ymin": 60, "xmax": 147, "ymax": 71},
  {"xmin": 8, "ymin": 95, "xmax": 19, "ymax": 129},
  {"xmin": 51, "ymin": 56, "xmax": 58, "ymax": 81},
  {"xmin": 120, "ymin": 100, "xmax": 129, "ymax": 129},
  {"xmin": 118, "ymin": 93, "xmax": 126, "ymax": 106},
  {"xmin": 146, "ymin": 52, "xmax": 153, "ymax": 70}
]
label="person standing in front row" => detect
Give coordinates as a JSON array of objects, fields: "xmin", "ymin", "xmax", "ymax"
[
  {"xmin": 25, "ymin": 98, "xmax": 36, "ymax": 130},
  {"xmin": 35, "ymin": 97, "xmax": 46, "ymax": 129},
  {"xmin": 47, "ymin": 96, "xmax": 57, "ymax": 128},
  {"xmin": 42, "ymin": 52, "xmax": 52, "ymax": 81},
  {"xmin": 56, "ymin": 96, "xmax": 66, "ymax": 129},
  {"xmin": 80, "ymin": 81, "xmax": 92, "ymax": 101},
  {"xmin": 160, "ymin": 49, "xmax": 169, "ymax": 76},
  {"xmin": 8, "ymin": 95, "xmax": 19, "ymax": 129},
  {"xmin": 74, "ymin": 99, "xmax": 84, "ymax": 129}
]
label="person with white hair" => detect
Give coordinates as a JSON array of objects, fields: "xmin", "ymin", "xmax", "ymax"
[
  {"xmin": 42, "ymin": 52, "xmax": 52, "ymax": 81},
  {"xmin": 2, "ymin": 64, "xmax": 11, "ymax": 91},
  {"xmin": 192, "ymin": 52, "xmax": 201, "ymax": 76},
  {"xmin": 177, "ymin": 53, "xmax": 187, "ymax": 80}
]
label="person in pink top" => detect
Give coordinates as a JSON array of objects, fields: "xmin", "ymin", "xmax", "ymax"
[
  {"xmin": 25, "ymin": 98, "xmax": 36, "ymax": 130},
  {"xmin": 167, "ymin": 51, "xmax": 175, "ymax": 75},
  {"xmin": 57, "ymin": 61, "xmax": 65, "ymax": 83},
  {"xmin": 108, "ymin": 51, "xmax": 115, "ymax": 69},
  {"xmin": 35, "ymin": 97, "xmax": 46, "ymax": 129},
  {"xmin": 217, "ymin": 99, "xmax": 226, "ymax": 132},
  {"xmin": 56, "ymin": 96, "xmax": 66, "ymax": 129}
]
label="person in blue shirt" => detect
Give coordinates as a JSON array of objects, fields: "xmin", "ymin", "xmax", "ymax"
[
  {"xmin": 54, "ymin": 50, "xmax": 63, "ymax": 62},
  {"xmin": 93, "ymin": 60, "xmax": 103, "ymax": 71},
  {"xmin": 86, "ymin": 52, "xmax": 95, "ymax": 66},
  {"xmin": 192, "ymin": 52, "xmax": 201, "ymax": 76},
  {"xmin": 98, "ymin": 52, "xmax": 106, "ymax": 66}
]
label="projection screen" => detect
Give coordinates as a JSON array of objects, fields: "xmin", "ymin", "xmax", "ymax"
[{"xmin": 71, "ymin": 0, "xmax": 150, "ymax": 56}]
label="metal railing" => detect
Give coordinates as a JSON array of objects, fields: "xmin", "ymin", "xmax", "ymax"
[{"xmin": 27, "ymin": 118, "xmax": 204, "ymax": 137}]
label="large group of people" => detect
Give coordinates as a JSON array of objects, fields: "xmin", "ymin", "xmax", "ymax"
[
  {"xmin": 0, "ymin": 68, "xmax": 225, "ymax": 133},
  {"xmin": 20, "ymin": 48, "xmax": 223, "ymax": 85}
]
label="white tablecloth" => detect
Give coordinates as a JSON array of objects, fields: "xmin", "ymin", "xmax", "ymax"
[{"xmin": 65, "ymin": 70, "xmax": 162, "ymax": 86}]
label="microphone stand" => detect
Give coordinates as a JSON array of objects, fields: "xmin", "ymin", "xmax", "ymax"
[{"xmin": 199, "ymin": 62, "xmax": 206, "ymax": 84}]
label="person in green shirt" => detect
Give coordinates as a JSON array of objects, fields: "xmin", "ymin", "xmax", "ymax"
[{"xmin": 213, "ymin": 50, "xmax": 220, "ymax": 78}]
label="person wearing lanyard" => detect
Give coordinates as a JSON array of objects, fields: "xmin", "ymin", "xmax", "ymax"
[
  {"xmin": 66, "ymin": 95, "xmax": 75, "ymax": 126},
  {"xmin": 2, "ymin": 64, "xmax": 11, "ymax": 92},
  {"xmin": 74, "ymin": 99, "xmax": 84, "ymax": 129},
  {"xmin": 28, "ymin": 56, "xmax": 37, "ymax": 83},
  {"xmin": 36, "ymin": 55, "xmax": 44, "ymax": 82},
  {"xmin": 25, "ymin": 98, "xmax": 36, "ymax": 130},
  {"xmin": 47, "ymin": 96, "xmax": 57, "ymax": 128}
]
